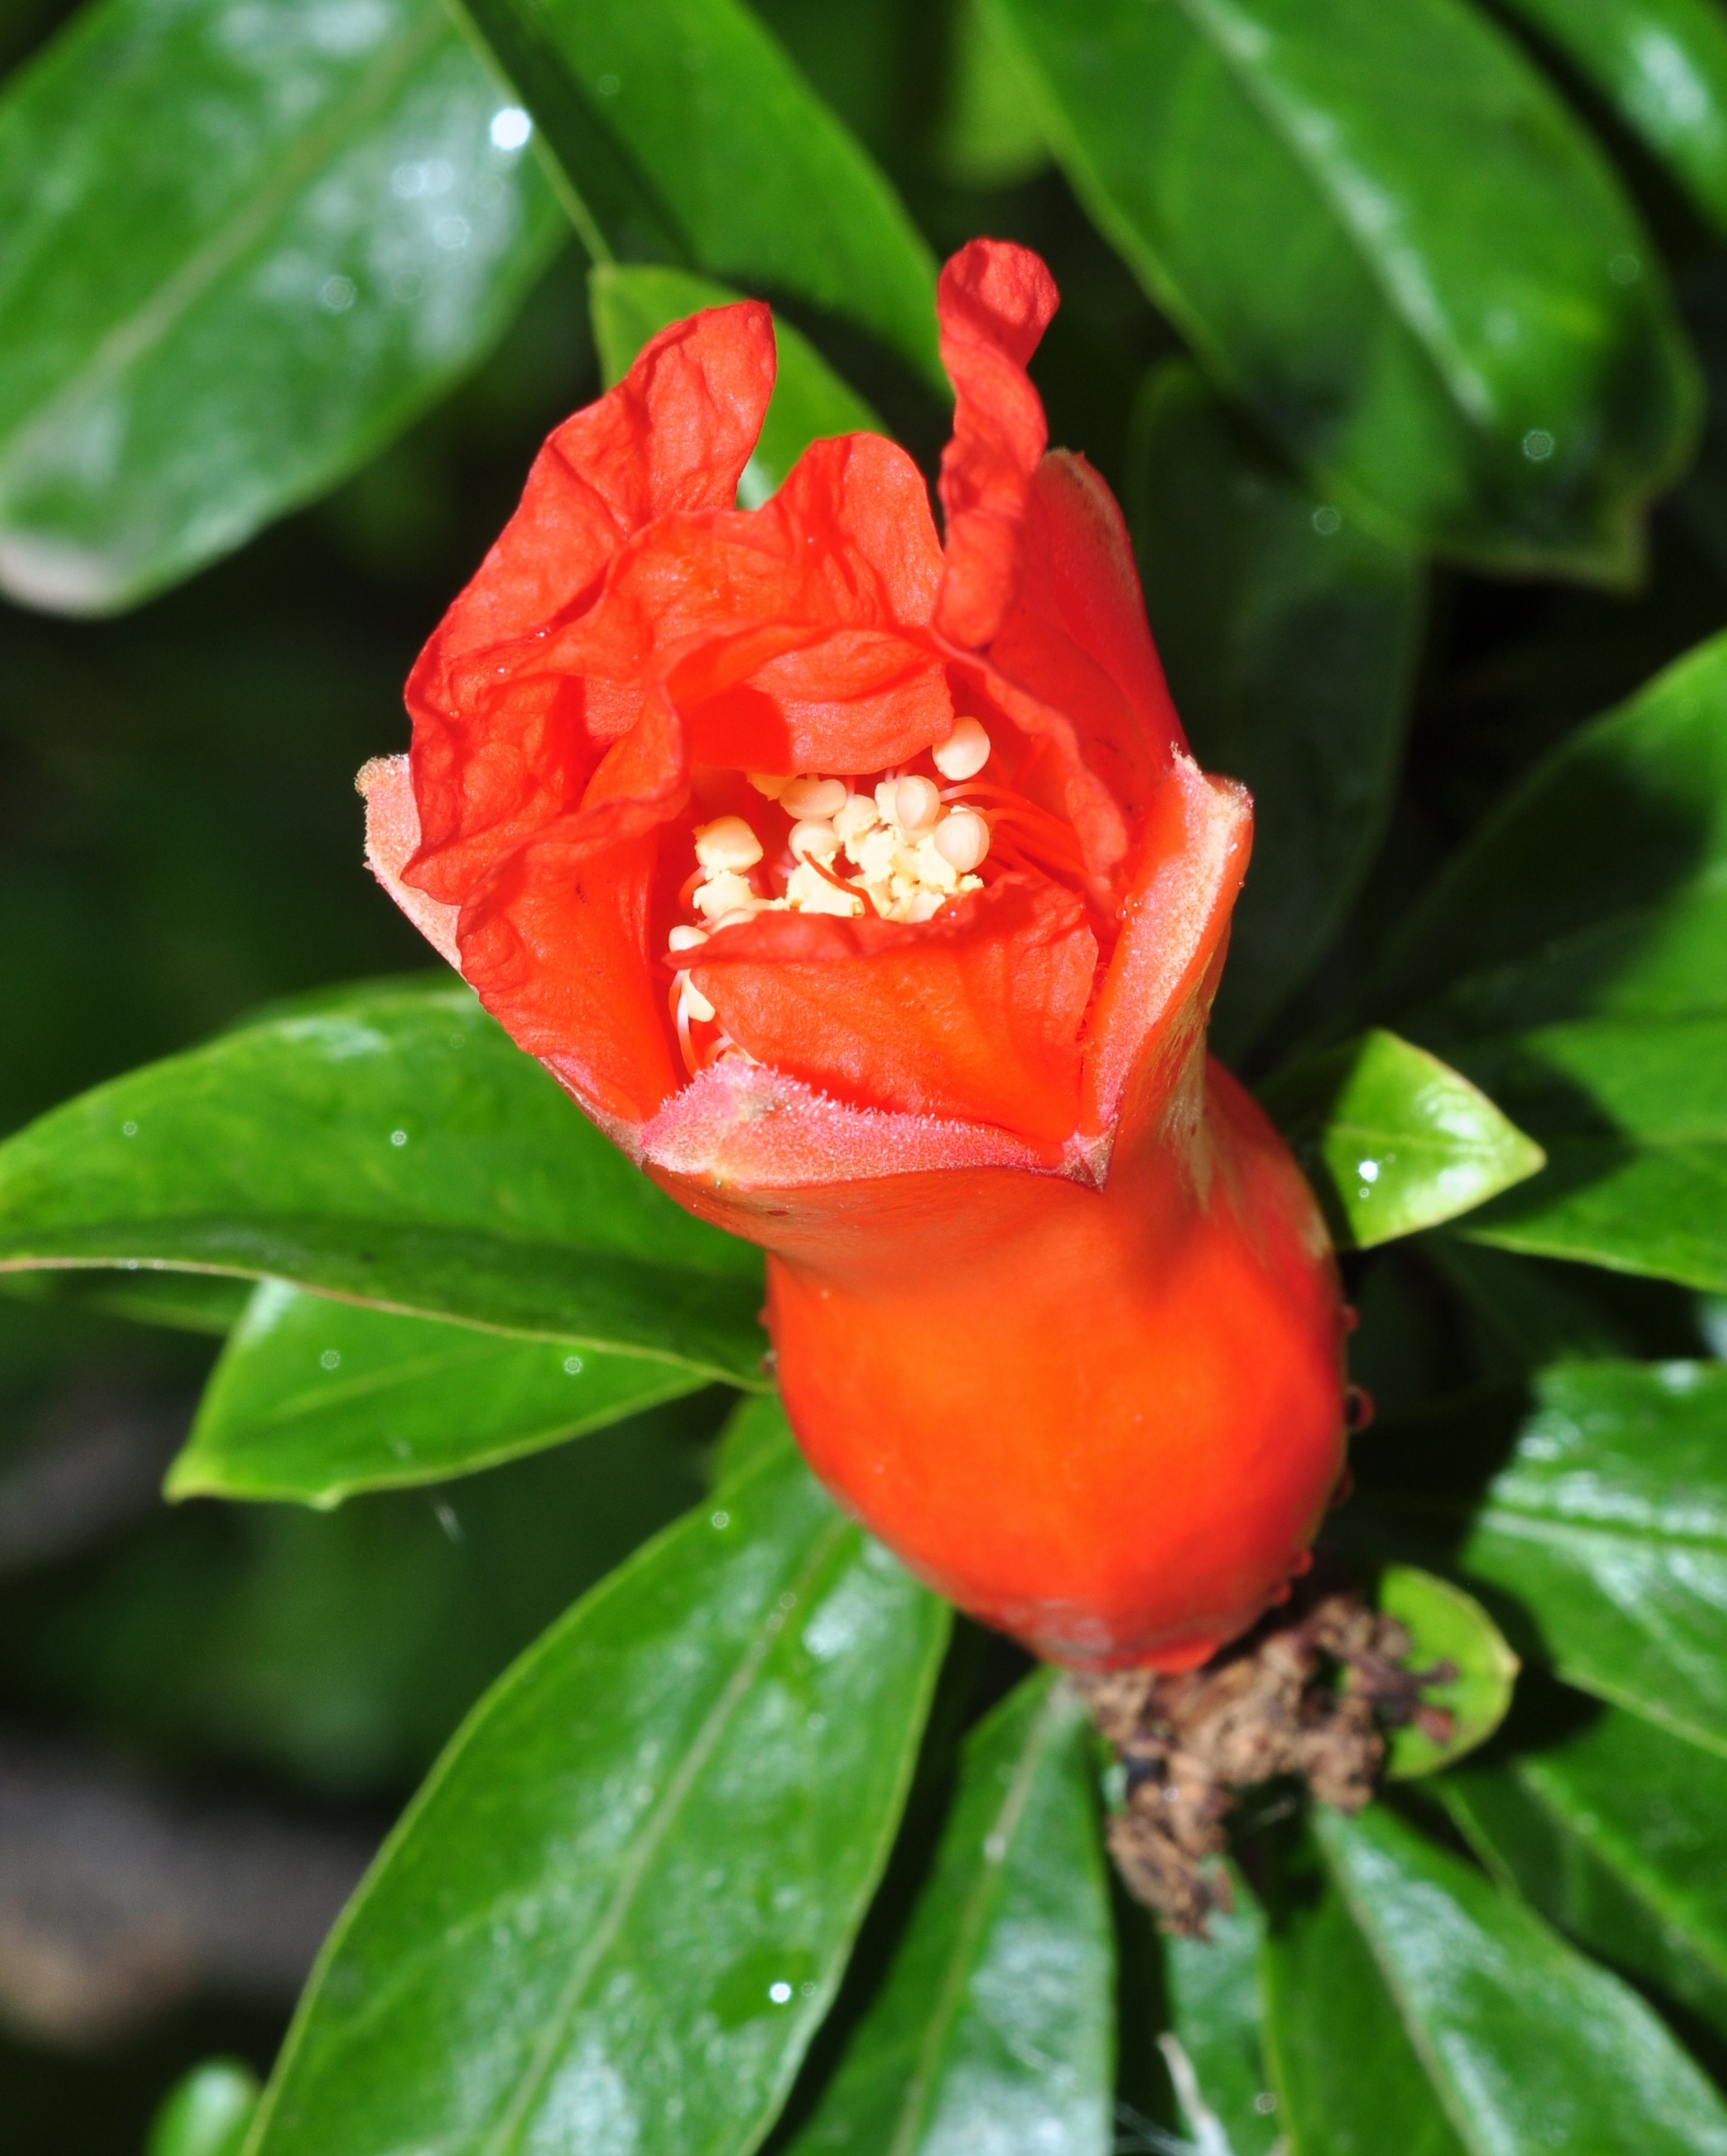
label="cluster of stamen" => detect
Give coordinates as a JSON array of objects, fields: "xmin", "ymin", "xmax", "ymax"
[{"xmin": 664, "ymin": 715, "xmax": 1094, "ymax": 1074}]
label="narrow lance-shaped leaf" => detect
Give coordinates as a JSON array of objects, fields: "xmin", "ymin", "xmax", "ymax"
[
  {"xmin": 589, "ymin": 264, "xmax": 881, "ymax": 505},
  {"xmin": 1497, "ymin": 0, "xmax": 1727, "ymax": 235},
  {"xmin": 1309, "ymin": 1802, "xmax": 1727, "ymax": 2156},
  {"xmin": 1350, "ymin": 1359, "xmax": 1727, "ymax": 1759},
  {"xmin": 989, "ymin": 0, "xmax": 1699, "ymax": 580},
  {"xmin": 1159, "ymin": 1878, "xmax": 1281, "ymax": 2156},
  {"xmin": 1259, "ymin": 1029, "xmax": 1545, "ymax": 1250},
  {"xmin": 452, "ymin": 0, "xmax": 943, "ymax": 388},
  {"xmin": 0, "ymin": 0, "xmax": 565, "ymax": 614},
  {"xmin": 0, "ymin": 978, "xmax": 766, "ymax": 1382},
  {"xmin": 784, "ymin": 1670, "xmax": 1113, "ymax": 2156},
  {"xmin": 1375, "ymin": 626, "xmax": 1727, "ymax": 1036},
  {"xmin": 1443, "ymin": 1688, "xmax": 1727, "ymax": 2042},
  {"xmin": 244, "ymin": 1402, "xmax": 952, "ymax": 2156},
  {"xmin": 171, "ymin": 1281, "xmax": 713, "ymax": 1507},
  {"xmin": 1129, "ymin": 359, "xmax": 1422, "ymax": 1056}
]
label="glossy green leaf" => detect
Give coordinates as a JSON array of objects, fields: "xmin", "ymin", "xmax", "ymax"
[
  {"xmin": 1353, "ymin": 1360, "xmax": 1727, "ymax": 1758},
  {"xmin": 990, "ymin": 0, "xmax": 1698, "ymax": 579},
  {"xmin": 1451, "ymin": 1016, "xmax": 1727, "ymax": 1290},
  {"xmin": 1377, "ymin": 1563, "xmax": 1519, "ymax": 1779},
  {"xmin": 1260, "ymin": 1029, "xmax": 1545, "ymax": 1249},
  {"xmin": 934, "ymin": 0, "xmax": 1049, "ymax": 190},
  {"xmin": 148, "ymin": 2061, "xmax": 261, "ymax": 2156},
  {"xmin": 1161, "ymin": 1878, "xmax": 1281, "ymax": 2156},
  {"xmin": 1444, "ymin": 1692, "xmax": 1727, "ymax": 2039},
  {"xmin": 1377, "ymin": 628, "xmax": 1727, "ymax": 1037},
  {"xmin": 0, "ymin": 977, "xmax": 766, "ymax": 1382},
  {"xmin": 1129, "ymin": 361, "xmax": 1422, "ymax": 1056},
  {"xmin": 1262, "ymin": 1825, "xmax": 1471, "ymax": 2156},
  {"xmin": 0, "ymin": 1264, "xmax": 254, "ymax": 1335},
  {"xmin": 784, "ymin": 1670, "xmax": 1112, "ymax": 2156},
  {"xmin": 1309, "ymin": 1802, "xmax": 1727, "ymax": 2154},
  {"xmin": 589, "ymin": 264, "xmax": 881, "ymax": 506},
  {"xmin": 171, "ymin": 1280, "xmax": 712, "ymax": 1506},
  {"xmin": 0, "ymin": 0, "xmax": 564, "ymax": 616},
  {"xmin": 246, "ymin": 1407, "xmax": 950, "ymax": 2156},
  {"xmin": 1498, "ymin": 0, "xmax": 1727, "ymax": 234},
  {"xmin": 453, "ymin": 0, "xmax": 942, "ymax": 387}
]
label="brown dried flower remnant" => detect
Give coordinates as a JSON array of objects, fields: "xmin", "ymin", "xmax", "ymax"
[{"xmin": 1072, "ymin": 1586, "xmax": 1456, "ymax": 1934}]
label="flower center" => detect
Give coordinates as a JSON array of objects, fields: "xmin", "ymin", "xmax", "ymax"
[{"xmin": 661, "ymin": 715, "xmax": 1086, "ymax": 1074}]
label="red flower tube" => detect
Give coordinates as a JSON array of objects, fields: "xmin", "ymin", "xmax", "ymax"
[{"xmin": 360, "ymin": 240, "xmax": 1347, "ymax": 1672}]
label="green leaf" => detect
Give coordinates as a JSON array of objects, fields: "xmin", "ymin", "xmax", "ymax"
[
  {"xmin": 933, "ymin": 0, "xmax": 1049, "ymax": 190},
  {"xmin": 1262, "ymin": 1822, "xmax": 1471, "ymax": 2156},
  {"xmin": 1352, "ymin": 1360, "xmax": 1727, "ymax": 1758},
  {"xmin": 1377, "ymin": 1563, "xmax": 1519, "ymax": 1779},
  {"xmin": 1260, "ymin": 1029, "xmax": 1545, "ymax": 1249},
  {"xmin": 1309, "ymin": 1802, "xmax": 1727, "ymax": 2154},
  {"xmin": 589, "ymin": 264, "xmax": 881, "ymax": 506},
  {"xmin": 0, "ymin": 0, "xmax": 564, "ymax": 615},
  {"xmin": 1497, "ymin": 0, "xmax": 1727, "ymax": 234},
  {"xmin": 989, "ymin": 0, "xmax": 1699, "ymax": 580},
  {"xmin": 452, "ymin": 0, "xmax": 943, "ymax": 388},
  {"xmin": 147, "ymin": 2061, "xmax": 261, "ymax": 2156},
  {"xmin": 1160, "ymin": 1878, "xmax": 1281, "ymax": 2156},
  {"xmin": 246, "ymin": 1406, "xmax": 951, "ymax": 2156},
  {"xmin": 171, "ymin": 1280, "xmax": 713, "ymax": 1506},
  {"xmin": 1128, "ymin": 361, "xmax": 1422, "ymax": 1056},
  {"xmin": 0, "ymin": 977, "xmax": 766, "ymax": 1383},
  {"xmin": 0, "ymin": 1265, "xmax": 253, "ymax": 1335},
  {"xmin": 1451, "ymin": 1016, "xmax": 1727, "ymax": 1291},
  {"xmin": 1377, "ymin": 628, "xmax": 1727, "ymax": 1037},
  {"xmin": 784, "ymin": 1670, "xmax": 1113, "ymax": 2156},
  {"xmin": 1444, "ymin": 1690, "xmax": 1727, "ymax": 2040}
]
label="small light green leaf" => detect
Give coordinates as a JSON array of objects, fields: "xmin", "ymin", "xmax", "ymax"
[
  {"xmin": 784, "ymin": 1670, "xmax": 1113, "ymax": 2156},
  {"xmin": 589, "ymin": 263, "xmax": 881, "ymax": 505},
  {"xmin": 147, "ymin": 2061, "xmax": 261, "ymax": 2156},
  {"xmin": 245, "ymin": 1405, "xmax": 951, "ymax": 2156},
  {"xmin": 1314, "ymin": 1802, "xmax": 1727, "ymax": 2156},
  {"xmin": 171, "ymin": 1281, "xmax": 712, "ymax": 1506},
  {"xmin": 1351, "ymin": 1360, "xmax": 1727, "ymax": 1759},
  {"xmin": 1444, "ymin": 1690, "xmax": 1727, "ymax": 2042},
  {"xmin": 1129, "ymin": 360, "xmax": 1422, "ymax": 1056},
  {"xmin": 0, "ymin": 977, "xmax": 766, "ymax": 1383},
  {"xmin": 1260, "ymin": 1029, "xmax": 1545, "ymax": 1249},
  {"xmin": 1497, "ymin": 0, "xmax": 1727, "ymax": 234},
  {"xmin": 1450, "ymin": 1016, "xmax": 1727, "ymax": 1293},
  {"xmin": 1377, "ymin": 1563, "xmax": 1518, "ymax": 1779},
  {"xmin": 0, "ymin": 0, "xmax": 565, "ymax": 614},
  {"xmin": 454, "ymin": 0, "xmax": 943, "ymax": 387},
  {"xmin": 988, "ymin": 0, "xmax": 1699, "ymax": 581},
  {"xmin": 1161, "ymin": 1877, "xmax": 1281, "ymax": 2156}
]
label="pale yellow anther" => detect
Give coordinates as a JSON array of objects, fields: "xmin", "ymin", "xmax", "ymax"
[
  {"xmin": 905, "ymin": 889, "xmax": 945, "ymax": 923},
  {"xmin": 933, "ymin": 717, "xmax": 991, "ymax": 782},
  {"xmin": 785, "ymin": 861, "xmax": 864, "ymax": 916},
  {"xmin": 788, "ymin": 817, "xmax": 839, "ymax": 859},
  {"xmin": 934, "ymin": 807, "xmax": 990, "ymax": 873},
  {"xmin": 747, "ymin": 772, "xmax": 792, "ymax": 799},
  {"xmin": 780, "ymin": 775, "xmax": 847, "ymax": 820},
  {"xmin": 693, "ymin": 870, "xmax": 757, "ymax": 920},
  {"xmin": 914, "ymin": 835, "xmax": 961, "ymax": 894},
  {"xmin": 668, "ymin": 923, "xmax": 710, "ymax": 954},
  {"xmin": 892, "ymin": 775, "xmax": 943, "ymax": 835},
  {"xmin": 832, "ymin": 793, "xmax": 879, "ymax": 845},
  {"xmin": 695, "ymin": 817, "xmax": 764, "ymax": 873},
  {"xmin": 678, "ymin": 976, "xmax": 717, "ymax": 1024}
]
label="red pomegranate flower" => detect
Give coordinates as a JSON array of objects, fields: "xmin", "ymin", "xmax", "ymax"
[{"xmin": 361, "ymin": 239, "xmax": 1347, "ymax": 1672}]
